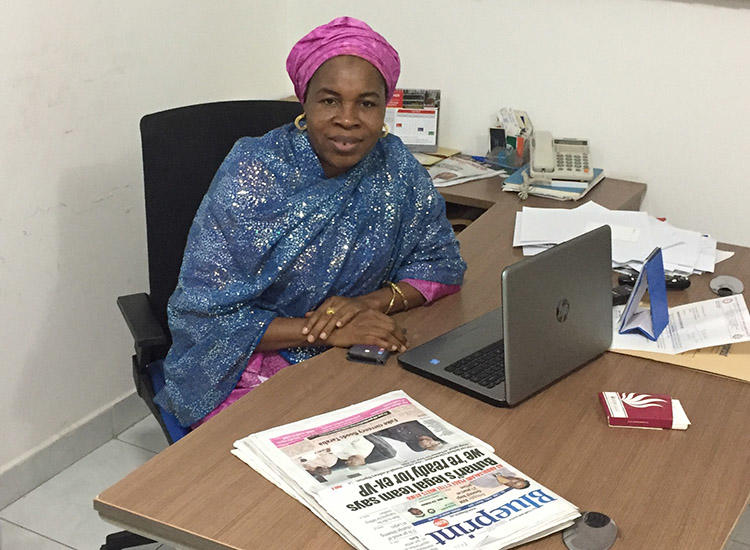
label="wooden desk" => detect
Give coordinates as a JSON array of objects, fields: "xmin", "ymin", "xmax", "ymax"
[
  {"xmin": 439, "ymin": 176, "xmax": 647, "ymax": 213},
  {"xmin": 96, "ymin": 177, "xmax": 750, "ymax": 549}
]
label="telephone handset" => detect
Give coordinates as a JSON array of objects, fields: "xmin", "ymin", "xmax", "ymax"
[{"xmin": 530, "ymin": 131, "xmax": 593, "ymax": 182}]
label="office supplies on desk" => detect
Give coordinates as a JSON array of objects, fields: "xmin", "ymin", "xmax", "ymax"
[
  {"xmin": 489, "ymin": 108, "xmax": 532, "ymax": 171},
  {"xmin": 599, "ymin": 392, "xmax": 690, "ymax": 430},
  {"xmin": 489, "ymin": 146, "xmax": 526, "ymax": 171},
  {"xmin": 617, "ymin": 247, "xmax": 669, "ymax": 341},
  {"xmin": 611, "ymin": 293, "xmax": 750, "ymax": 355},
  {"xmin": 503, "ymin": 164, "xmax": 605, "ymax": 201},
  {"xmin": 398, "ymin": 226, "xmax": 612, "ymax": 407},
  {"xmin": 497, "ymin": 107, "xmax": 533, "ymax": 137}
]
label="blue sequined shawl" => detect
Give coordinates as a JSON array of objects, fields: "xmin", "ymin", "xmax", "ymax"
[{"xmin": 155, "ymin": 124, "xmax": 466, "ymax": 426}]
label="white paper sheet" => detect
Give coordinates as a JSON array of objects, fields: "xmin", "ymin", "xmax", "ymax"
[
  {"xmin": 611, "ymin": 294, "xmax": 750, "ymax": 354},
  {"xmin": 513, "ymin": 202, "xmax": 720, "ymax": 276}
]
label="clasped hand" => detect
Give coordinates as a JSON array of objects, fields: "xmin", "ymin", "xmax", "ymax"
[{"xmin": 303, "ymin": 296, "xmax": 407, "ymax": 352}]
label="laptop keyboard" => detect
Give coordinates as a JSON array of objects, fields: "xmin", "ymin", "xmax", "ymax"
[{"xmin": 445, "ymin": 342, "xmax": 506, "ymax": 388}]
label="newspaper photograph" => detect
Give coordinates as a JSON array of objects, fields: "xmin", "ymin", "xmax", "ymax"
[{"xmin": 232, "ymin": 391, "xmax": 578, "ymax": 549}]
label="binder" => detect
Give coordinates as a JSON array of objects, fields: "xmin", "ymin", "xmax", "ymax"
[{"xmin": 502, "ymin": 164, "xmax": 605, "ymax": 201}]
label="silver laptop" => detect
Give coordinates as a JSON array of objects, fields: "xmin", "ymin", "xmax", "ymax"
[{"xmin": 398, "ymin": 225, "xmax": 612, "ymax": 407}]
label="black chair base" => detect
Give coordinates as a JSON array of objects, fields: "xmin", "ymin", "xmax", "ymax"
[{"xmin": 100, "ymin": 530, "xmax": 156, "ymax": 549}]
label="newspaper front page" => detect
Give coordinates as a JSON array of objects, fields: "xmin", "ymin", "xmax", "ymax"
[
  {"xmin": 232, "ymin": 391, "xmax": 578, "ymax": 549},
  {"xmin": 426, "ymin": 156, "xmax": 506, "ymax": 188}
]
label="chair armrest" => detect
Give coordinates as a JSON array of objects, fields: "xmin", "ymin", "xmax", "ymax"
[{"xmin": 117, "ymin": 293, "xmax": 169, "ymax": 348}]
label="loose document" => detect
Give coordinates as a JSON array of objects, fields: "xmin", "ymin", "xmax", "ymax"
[
  {"xmin": 512, "ymin": 201, "xmax": 726, "ymax": 275},
  {"xmin": 611, "ymin": 293, "xmax": 750, "ymax": 354},
  {"xmin": 232, "ymin": 391, "xmax": 579, "ymax": 549}
]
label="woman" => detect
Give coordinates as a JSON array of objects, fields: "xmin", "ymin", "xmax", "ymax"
[{"xmin": 154, "ymin": 17, "xmax": 467, "ymax": 428}]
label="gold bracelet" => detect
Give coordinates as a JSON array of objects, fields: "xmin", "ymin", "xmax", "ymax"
[
  {"xmin": 384, "ymin": 289, "xmax": 397, "ymax": 315},
  {"xmin": 387, "ymin": 281, "xmax": 408, "ymax": 312}
]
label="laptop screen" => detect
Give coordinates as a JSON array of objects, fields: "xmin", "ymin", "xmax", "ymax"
[{"xmin": 385, "ymin": 89, "xmax": 440, "ymax": 152}]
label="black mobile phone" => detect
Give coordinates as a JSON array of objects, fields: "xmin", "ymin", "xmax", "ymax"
[{"xmin": 346, "ymin": 344, "xmax": 390, "ymax": 365}]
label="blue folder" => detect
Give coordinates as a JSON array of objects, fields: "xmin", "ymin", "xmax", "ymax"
[{"xmin": 617, "ymin": 248, "xmax": 669, "ymax": 341}]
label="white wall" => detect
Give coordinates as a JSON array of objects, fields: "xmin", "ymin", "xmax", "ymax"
[
  {"xmin": 286, "ymin": 0, "xmax": 750, "ymax": 245},
  {"xmin": 2, "ymin": 0, "xmax": 748, "ymax": 473},
  {"xmin": 0, "ymin": 1, "xmax": 290, "ymax": 470}
]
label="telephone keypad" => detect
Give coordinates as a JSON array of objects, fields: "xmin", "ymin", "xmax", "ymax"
[{"xmin": 557, "ymin": 152, "xmax": 590, "ymax": 174}]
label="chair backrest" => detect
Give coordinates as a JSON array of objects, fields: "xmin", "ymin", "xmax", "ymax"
[{"xmin": 140, "ymin": 100, "xmax": 303, "ymax": 335}]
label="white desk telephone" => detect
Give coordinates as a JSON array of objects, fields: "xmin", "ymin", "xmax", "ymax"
[{"xmin": 529, "ymin": 131, "xmax": 594, "ymax": 182}]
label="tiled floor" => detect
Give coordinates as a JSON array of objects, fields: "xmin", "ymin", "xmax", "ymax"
[
  {"xmin": 0, "ymin": 416, "xmax": 171, "ymax": 550},
  {"xmin": 1, "ymin": 414, "xmax": 749, "ymax": 549}
]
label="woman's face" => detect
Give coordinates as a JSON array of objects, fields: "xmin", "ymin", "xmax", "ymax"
[{"xmin": 303, "ymin": 55, "xmax": 387, "ymax": 178}]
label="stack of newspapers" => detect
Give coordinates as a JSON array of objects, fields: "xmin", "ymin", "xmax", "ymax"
[
  {"xmin": 232, "ymin": 391, "xmax": 579, "ymax": 549},
  {"xmin": 426, "ymin": 155, "xmax": 507, "ymax": 187}
]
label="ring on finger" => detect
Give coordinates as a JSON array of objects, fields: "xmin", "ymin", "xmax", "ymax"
[{"xmin": 325, "ymin": 307, "xmax": 336, "ymax": 316}]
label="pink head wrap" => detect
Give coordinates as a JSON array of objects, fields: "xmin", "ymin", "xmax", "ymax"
[{"xmin": 286, "ymin": 16, "xmax": 401, "ymax": 103}]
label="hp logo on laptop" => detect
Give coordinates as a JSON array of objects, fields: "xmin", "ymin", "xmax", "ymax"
[{"xmin": 556, "ymin": 298, "xmax": 570, "ymax": 323}]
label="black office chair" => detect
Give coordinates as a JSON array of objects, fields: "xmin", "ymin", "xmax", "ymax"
[{"xmin": 104, "ymin": 100, "xmax": 303, "ymax": 550}]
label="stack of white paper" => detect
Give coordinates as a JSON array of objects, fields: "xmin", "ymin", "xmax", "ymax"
[{"xmin": 513, "ymin": 202, "xmax": 729, "ymax": 275}]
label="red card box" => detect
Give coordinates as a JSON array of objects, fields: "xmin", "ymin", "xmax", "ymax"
[{"xmin": 599, "ymin": 392, "xmax": 690, "ymax": 430}]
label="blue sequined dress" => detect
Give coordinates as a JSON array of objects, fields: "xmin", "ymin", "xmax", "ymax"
[{"xmin": 154, "ymin": 124, "xmax": 467, "ymax": 426}]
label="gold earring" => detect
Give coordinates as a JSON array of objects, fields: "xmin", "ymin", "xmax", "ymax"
[
  {"xmin": 381, "ymin": 123, "xmax": 390, "ymax": 138},
  {"xmin": 294, "ymin": 113, "xmax": 307, "ymax": 131}
]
